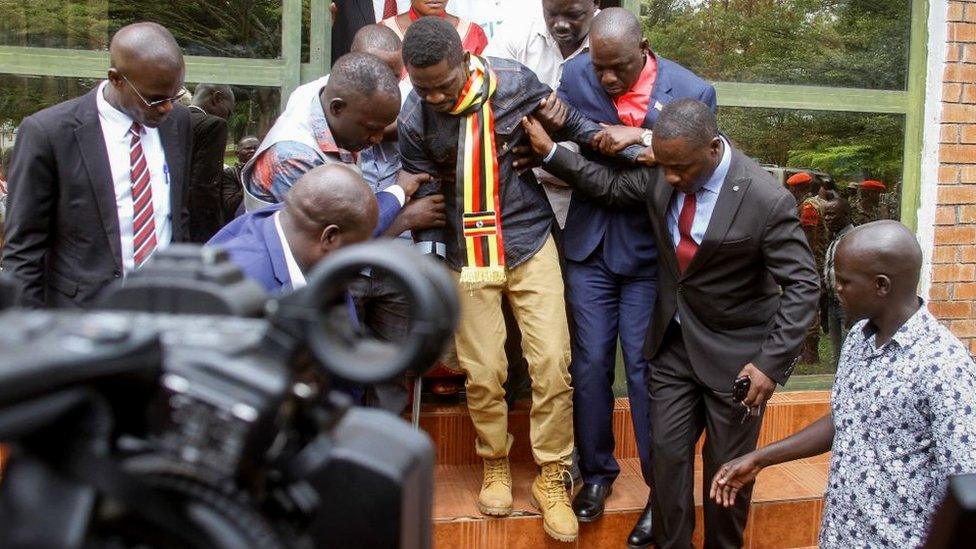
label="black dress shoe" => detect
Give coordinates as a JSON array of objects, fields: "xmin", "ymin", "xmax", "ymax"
[
  {"xmin": 572, "ymin": 483, "xmax": 612, "ymax": 522},
  {"xmin": 627, "ymin": 502, "xmax": 653, "ymax": 548}
]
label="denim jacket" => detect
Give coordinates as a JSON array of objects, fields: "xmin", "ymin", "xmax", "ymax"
[{"xmin": 398, "ymin": 56, "xmax": 639, "ymax": 271}]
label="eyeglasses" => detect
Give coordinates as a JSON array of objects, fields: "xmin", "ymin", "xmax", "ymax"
[{"xmin": 121, "ymin": 75, "xmax": 186, "ymax": 109}]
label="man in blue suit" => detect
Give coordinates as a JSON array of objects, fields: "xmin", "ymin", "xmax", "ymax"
[
  {"xmin": 555, "ymin": 9, "xmax": 716, "ymax": 546},
  {"xmin": 208, "ymin": 163, "xmax": 379, "ymax": 294}
]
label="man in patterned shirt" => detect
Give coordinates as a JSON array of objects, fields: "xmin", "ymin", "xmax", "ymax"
[
  {"xmin": 708, "ymin": 220, "xmax": 976, "ymax": 548},
  {"xmin": 242, "ymin": 53, "xmax": 427, "ymax": 235}
]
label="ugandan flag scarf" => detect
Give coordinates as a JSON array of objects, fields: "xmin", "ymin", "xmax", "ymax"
[{"xmin": 451, "ymin": 55, "xmax": 506, "ymax": 287}]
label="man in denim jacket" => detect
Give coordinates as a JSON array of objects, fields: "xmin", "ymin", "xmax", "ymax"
[{"xmin": 398, "ymin": 16, "xmax": 640, "ymax": 543}]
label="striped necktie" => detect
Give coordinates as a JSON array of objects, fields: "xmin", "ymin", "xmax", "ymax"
[{"xmin": 128, "ymin": 122, "xmax": 157, "ymax": 268}]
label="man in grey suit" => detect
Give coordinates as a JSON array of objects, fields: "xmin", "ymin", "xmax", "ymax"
[{"xmin": 519, "ymin": 98, "xmax": 820, "ymax": 548}]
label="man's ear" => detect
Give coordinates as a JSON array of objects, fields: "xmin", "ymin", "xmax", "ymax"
[
  {"xmin": 640, "ymin": 38, "xmax": 650, "ymax": 53},
  {"xmin": 319, "ymin": 224, "xmax": 341, "ymax": 250},
  {"xmin": 329, "ymin": 97, "xmax": 347, "ymax": 117},
  {"xmin": 876, "ymin": 274, "xmax": 892, "ymax": 297},
  {"xmin": 107, "ymin": 67, "xmax": 123, "ymax": 86}
]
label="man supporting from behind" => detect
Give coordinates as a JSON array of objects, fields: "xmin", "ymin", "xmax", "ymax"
[
  {"xmin": 3, "ymin": 22, "xmax": 192, "ymax": 308},
  {"xmin": 551, "ymin": 8, "xmax": 716, "ymax": 543},
  {"xmin": 486, "ymin": 0, "xmax": 596, "ymax": 227},
  {"xmin": 711, "ymin": 221, "xmax": 976, "ymax": 548},
  {"xmin": 242, "ymin": 52, "xmax": 423, "ymax": 235},
  {"xmin": 521, "ymin": 98, "xmax": 820, "ymax": 548},
  {"xmin": 187, "ymin": 83, "xmax": 235, "ymax": 242},
  {"xmin": 208, "ymin": 163, "xmax": 377, "ymax": 294}
]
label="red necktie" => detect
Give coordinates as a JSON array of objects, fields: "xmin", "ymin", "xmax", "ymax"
[
  {"xmin": 676, "ymin": 192, "xmax": 698, "ymax": 273},
  {"xmin": 382, "ymin": 0, "xmax": 398, "ymax": 19},
  {"xmin": 129, "ymin": 122, "xmax": 157, "ymax": 268}
]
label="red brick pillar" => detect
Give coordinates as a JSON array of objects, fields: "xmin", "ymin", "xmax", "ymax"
[{"xmin": 931, "ymin": 1, "xmax": 976, "ymax": 354}]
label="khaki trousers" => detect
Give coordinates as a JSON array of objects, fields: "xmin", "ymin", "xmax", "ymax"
[{"xmin": 452, "ymin": 236, "xmax": 574, "ymax": 466}]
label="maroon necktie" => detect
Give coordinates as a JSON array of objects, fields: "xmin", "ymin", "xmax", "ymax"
[
  {"xmin": 382, "ymin": 0, "xmax": 398, "ymax": 19},
  {"xmin": 129, "ymin": 122, "xmax": 157, "ymax": 268},
  {"xmin": 676, "ymin": 192, "xmax": 698, "ymax": 273}
]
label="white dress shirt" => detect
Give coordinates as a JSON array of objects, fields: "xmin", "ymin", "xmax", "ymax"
[
  {"xmin": 485, "ymin": 15, "xmax": 590, "ymax": 228},
  {"xmin": 95, "ymin": 80, "xmax": 172, "ymax": 274},
  {"xmin": 372, "ymin": 0, "xmax": 411, "ymax": 21},
  {"xmin": 667, "ymin": 136, "xmax": 732, "ymax": 249},
  {"xmin": 274, "ymin": 211, "xmax": 306, "ymax": 290}
]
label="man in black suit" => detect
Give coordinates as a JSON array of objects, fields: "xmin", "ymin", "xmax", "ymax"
[
  {"xmin": 187, "ymin": 84, "xmax": 234, "ymax": 242},
  {"xmin": 331, "ymin": 0, "xmax": 409, "ymax": 64},
  {"xmin": 2, "ymin": 22, "xmax": 191, "ymax": 309},
  {"xmin": 520, "ymin": 98, "xmax": 819, "ymax": 548}
]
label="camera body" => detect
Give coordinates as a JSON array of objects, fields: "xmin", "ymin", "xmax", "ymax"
[{"xmin": 0, "ymin": 242, "xmax": 457, "ymax": 549}]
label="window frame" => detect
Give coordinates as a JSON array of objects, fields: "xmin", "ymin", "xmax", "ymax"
[{"xmin": 0, "ymin": 0, "xmax": 929, "ymax": 230}]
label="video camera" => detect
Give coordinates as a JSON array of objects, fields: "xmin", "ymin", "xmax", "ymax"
[{"xmin": 0, "ymin": 242, "xmax": 459, "ymax": 549}]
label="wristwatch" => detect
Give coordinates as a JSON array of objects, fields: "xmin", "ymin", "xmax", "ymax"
[{"xmin": 640, "ymin": 129, "xmax": 653, "ymax": 147}]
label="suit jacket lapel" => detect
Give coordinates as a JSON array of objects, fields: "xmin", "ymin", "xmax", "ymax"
[
  {"xmin": 157, "ymin": 115, "xmax": 184, "ymax": 241},
  {"xmin": 681, "ymin": 149, "xmax": 750, "ymax": 278},
  {"xmin": 644, "ymin": 55, "xmax": 673, "ymax": 128},
  {"xmin": 651, "ymin": 170, "xmax": 680, "ymax": 278},
  {"xmin": 73, "ymin": 89, "xmax": 123, "ymax": 270},
  {"xmin": 261, "ymin": 212, "xmax": 291, "ymax": 288}
]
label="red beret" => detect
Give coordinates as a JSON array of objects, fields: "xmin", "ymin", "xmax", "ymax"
[
  {"xmin": 786, "ymin": 172, "xmax": 813, "ymax": 186},
  {"xmin": 860, "ymin": 179, "xmax": 886, "ymax": 191}
]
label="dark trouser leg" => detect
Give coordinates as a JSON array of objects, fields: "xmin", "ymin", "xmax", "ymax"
[
  {"xmin": 565, "ymin": 255, "xmax": 621, "ymax": 486},
  {"xmin": 618, "ymin": 273, "xmax": 657, "ymax": 486},
  {"xmin": 356, "ymin": 272, "xmax": 412, "ymax": 414},
  {"xmin": 648, "ymin": 324, "xmax": 705, "ymax": 549},
  {"xmin": 700, "ymin": 381, "xmax": 764, "ymax": 549}
]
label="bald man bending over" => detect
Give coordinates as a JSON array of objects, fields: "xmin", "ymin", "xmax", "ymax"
[
  {"xmin": 208, "ymin": 163, "xmax": 377, "ymax": 294},
  {"xmin": 711, "ymin": 221, "xmax": 976, "ymax": 548},
  {"xmin": 3, "ymin": 22, "xmax": 192, "ymax": 308}
]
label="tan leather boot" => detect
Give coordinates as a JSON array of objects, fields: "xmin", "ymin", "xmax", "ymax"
[
  {"xmin": 477, "ymin": 457, "xmax": 513, "ymax": 516},
  {"xmin": 531, "ymin": 463, "xmax": 578, "ymax": 542}
]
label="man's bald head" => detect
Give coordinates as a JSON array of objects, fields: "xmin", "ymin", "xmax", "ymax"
[
  {"xmin": 588, "ymin": 8, "xmax": 649, "ymax": 98},
  {"xmin": 834, "ymin": 220, "xmax": 921, "ymax": 323},
  {"xmin": 110, "ymin": 22, "xmax": 184, "ymax": 74},
  {"xmin": 590, "ymin": 7, "xmax": 644, "ymax": 47},
  {"xmin": 350, "ymin": 24, "xmax": 404, "ymax": 77},
  {"xmin": 838, "ymin": 221, "xmax": 922, "ymax": 290},
  {"xmin": 280, "ymin": 164, "xmax": 378, "ymax": 272},
  {"xmin": 105, "ymin": 23, "xmax": 185, "ymax": 128},
  {"xmin": 323, "ymin": 53, "xmax": 401, "ymax": 152}
]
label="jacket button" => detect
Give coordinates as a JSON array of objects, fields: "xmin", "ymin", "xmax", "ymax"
[
  {"xmin": 677, "ymin": 284, "xmax": 684, "ymax": 293},
  {"xmin": 113, "ymin": 270, "xmax": 121, "ymax": 278}
]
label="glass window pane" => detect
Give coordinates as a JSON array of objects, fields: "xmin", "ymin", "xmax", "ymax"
[
  {"xmin": 0, "ymin": 75, "xmax": 279, "ymax": 160},
  {"xmin": 643, "ymin": 0, "xmax": 911, "ymax": 90},
  {"xmin": 720, "ymin": 106, "xmax": 905, "ymax": 377},
  {"xmin": 0, "ymin": 1, "xmax": 283, "ymax": 58}
]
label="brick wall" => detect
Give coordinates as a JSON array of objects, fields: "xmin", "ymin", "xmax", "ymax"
[{"xmin": 931, "ymin": 0, "xmax": 976, "ymax": 354}]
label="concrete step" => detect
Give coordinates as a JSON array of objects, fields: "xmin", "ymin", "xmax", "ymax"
[
  {"xmin": 418, "ymin": 391, "xmax": 831, "ymax": 466},
  {"xmin": 432, "ymin": 456, "xmax": 830, "ymax": 549}
]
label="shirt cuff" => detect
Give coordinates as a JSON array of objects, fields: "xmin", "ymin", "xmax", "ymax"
[
  {"xmin": 381, "ymin": 185, "xmax": 407, "ymax": 207},
  {"xmin": 542, "ymin": 143, "xmax": 559, "ymax": 164}
]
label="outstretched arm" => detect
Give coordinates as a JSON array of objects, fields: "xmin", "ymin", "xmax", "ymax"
[
  {"xmin": 710, "ymin": 414, "xmax": 834, "ymax": 507},
  {"xmin": 520, "ymin": 115, "xmax": 649, "ymax": 210}
]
